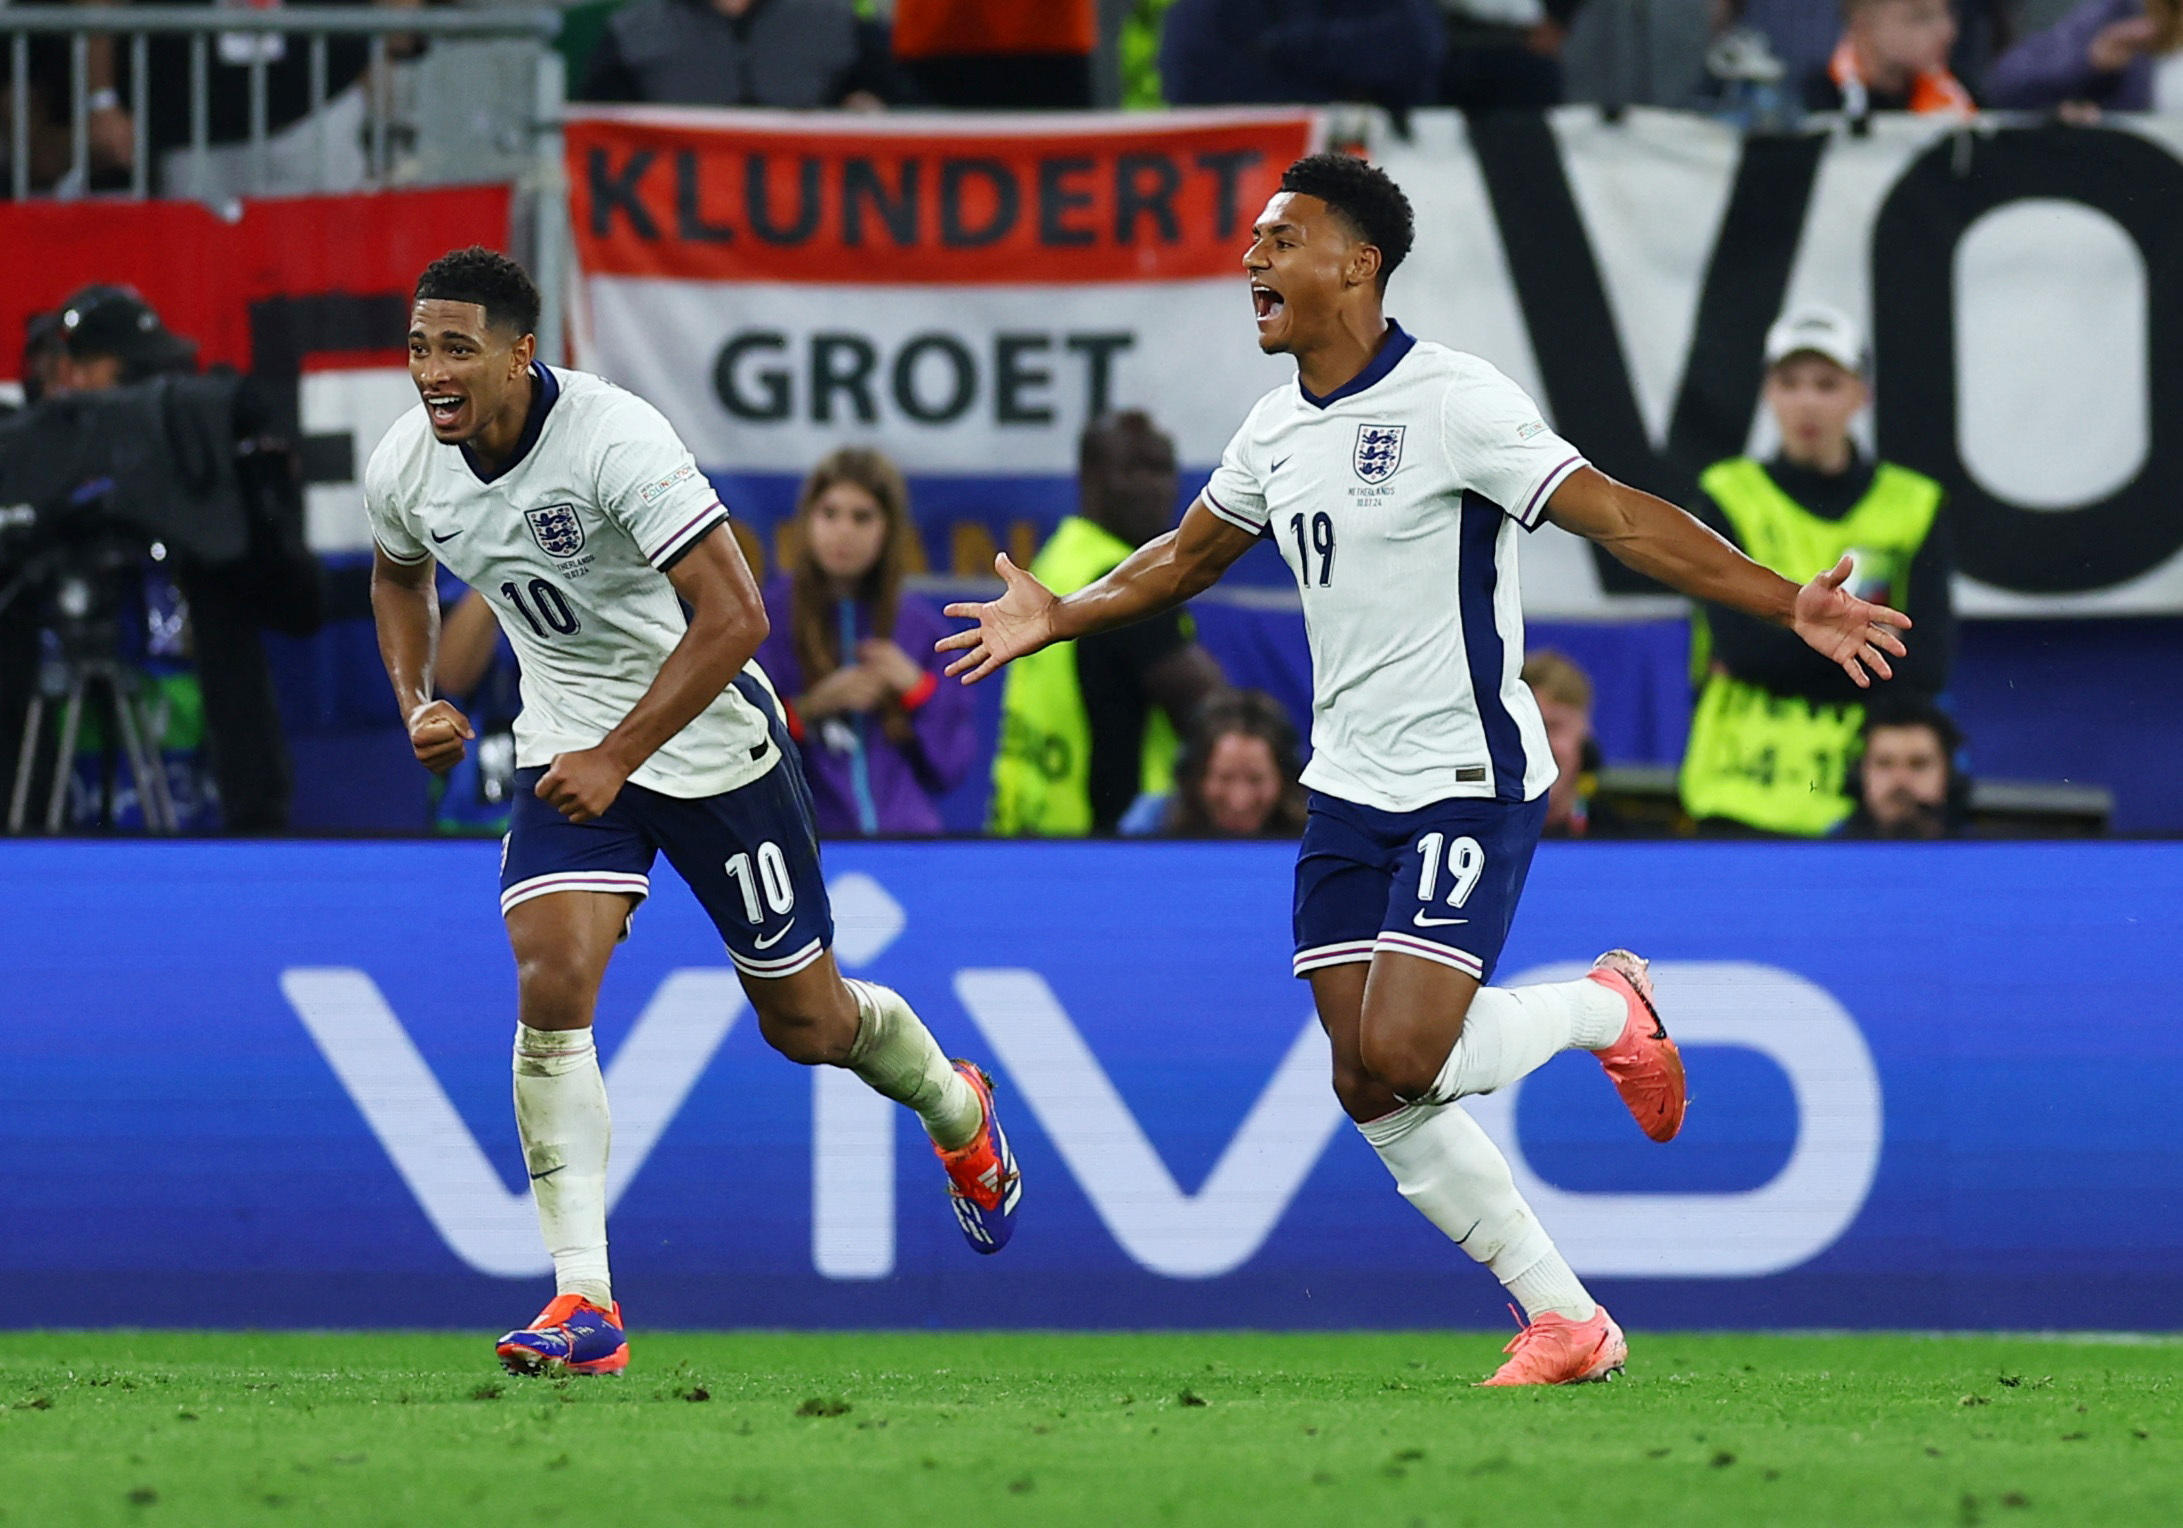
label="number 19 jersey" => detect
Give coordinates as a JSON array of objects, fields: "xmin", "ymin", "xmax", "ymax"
[
  {"xmin": 364, "ymin": 363, "xmax": 775, "ymax": 800},
  {"xmin": 1203, "ymin": 325, "xmax": 1586, "ymax": 813}
]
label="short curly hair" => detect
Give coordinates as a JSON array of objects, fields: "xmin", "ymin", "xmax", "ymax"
[
  {"xmin": 1277, "ymin": 153, "xmax": 1415, "ymax": 289},
  {"xmin": 413, "ymin": 246, "xmax": 541, "ymax": 337}
]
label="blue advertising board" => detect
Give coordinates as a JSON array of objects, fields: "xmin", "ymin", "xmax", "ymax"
[{"xmin": 2, "ymin": 841, "xmax": 2178, "ymax": 1331}]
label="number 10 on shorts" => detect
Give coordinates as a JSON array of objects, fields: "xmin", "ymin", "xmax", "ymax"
[
  {"xmin": 724, "ymin": 843, "xmax": 795, "ymax": 924},
  {"xmin": 1417, "ymin": 832, "xmax": 1483, "ymax": 908}
]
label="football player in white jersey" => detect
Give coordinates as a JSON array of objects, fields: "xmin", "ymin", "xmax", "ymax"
[
  {"xmin": 367, "ymin": 248, "xmax": 1022, "ymax": 1377},
  {"xmin": 941, "ymin": 157, "xmax": 1909, "ymax": 1385}
]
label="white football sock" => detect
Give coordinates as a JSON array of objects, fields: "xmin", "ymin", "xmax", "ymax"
[
  {"xmin": 512, "ymin": 1023, "xmax": 613, "ymax": 1311},
  {"xmin": 1358, "ymin": 1101, "xmax": 1597, "ymax": 1323},
  {"xmin": 1503, "ymin": 1247, "xmax": 1596, "ymax": 1325},
  {"xmin": 842, "ymin": 979, "xmax": 982, "ymax": 1151},
  {"xmin": 1421, "ymin": 978, "xmax": 1626, "ymax": 1105}
]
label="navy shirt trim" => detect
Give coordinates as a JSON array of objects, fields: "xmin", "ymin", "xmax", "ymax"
[
  {"xmin": 1298, "ymin": 320, "xmax": 1415, "ymax": 410},
  {"xmin": 462, "ymin": 361, "xmax": 561, "ymax": 484}
]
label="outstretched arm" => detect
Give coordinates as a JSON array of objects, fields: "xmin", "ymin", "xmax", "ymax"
[
  {"xmin": 1545, "ymin": 466, "xmax": 1911, "ymax": 689},
  {"xmin": 938, "ymin": 500, "xmax": 1259, "ymax": 684}
]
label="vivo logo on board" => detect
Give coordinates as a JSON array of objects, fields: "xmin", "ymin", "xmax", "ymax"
[{"xmin": 281, "ymin": 875, "xmax": 1882, "ymax": 1285}]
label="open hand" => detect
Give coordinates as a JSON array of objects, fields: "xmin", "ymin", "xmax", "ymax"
[
  {"xmin": 1792, "ymin": 554, "xmax": 1912, "ymax": 689},
  {"xmin": 937, "ymin": 553, "xmax": 1061, "ymax": 684},
  {"xmin": 406, "ymin": 699, "xmax": 473, "ymax": 774},
  {"xmin": 536, "ymin": 746, "xmax": 631, "ymax": 824}
]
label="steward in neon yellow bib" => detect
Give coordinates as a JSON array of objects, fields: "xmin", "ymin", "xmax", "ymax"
[
  {"xmin": 989, "ymin": 413, "xmax": 1226, "ymax": 835},
  {"xmin": 1680, "ymin": 306, "xmax": 1954, "ymax": 836}
]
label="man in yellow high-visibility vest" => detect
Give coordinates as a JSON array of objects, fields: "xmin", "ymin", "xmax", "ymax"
[
  {"xmin": 1679, "ymin": 304, "xmax": 1956, "ymax": 835},
  {"xmin": 989, "ymin": 412, "xmax": 1228, "ymax": 836}
]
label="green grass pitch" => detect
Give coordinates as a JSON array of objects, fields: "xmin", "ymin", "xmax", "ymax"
[{"xmin": 4, "ymin": 1332, "xmax": 2179, "ymax": 1526}]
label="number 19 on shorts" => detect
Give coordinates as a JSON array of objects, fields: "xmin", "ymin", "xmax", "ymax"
[{"xmin": 1417, "ymin": 832, "xmax": 1483, "ymax": 908}]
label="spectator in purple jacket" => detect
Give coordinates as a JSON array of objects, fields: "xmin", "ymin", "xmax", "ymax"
[
  {"xmin": 757, "ymin": 448, "xmax": 975, "ymax": 838},
  {"xmin": 1986, "ymin": 0, "xmax": 2183, "ymax": 111}
]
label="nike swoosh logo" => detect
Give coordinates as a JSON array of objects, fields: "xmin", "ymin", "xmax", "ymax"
[
  {"xmin": 528, "ymin": 1165, "xmax": 564, "ymax": 1182},
  {"xmin": 1412, "ymin": 912, "xmax": 1469, "ymax": 928},
  {"xmin": 430, "ymin": 528, "xmax": 462, "ymax": 543},
  {"xmin": 753, "ymin": 925, "xmax": 792, "ymax": 950},
  {"xmin": 1270, "ymin": 456, "xmax": 1292, "ymax": 474}
]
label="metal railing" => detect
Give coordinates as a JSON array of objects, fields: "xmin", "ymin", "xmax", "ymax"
[{"xmin": 2, "ymin": 6, "xmax": 569, "ymax": 356}]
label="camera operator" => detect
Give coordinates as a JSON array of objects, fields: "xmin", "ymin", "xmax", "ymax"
[
  {"xmin": 0, "ymin": 286, "xmax": 319, "ymax": 833},
  {"xmin": 14, "ymin": 314, "xmax": 63, "ymax": 412}
]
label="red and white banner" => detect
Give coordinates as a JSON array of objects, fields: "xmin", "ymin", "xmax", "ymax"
[
  {"xmin": 569, "ymin": 106, "xmax": 2183, "ymax": 617},
  {"xmin": 0, "ymin": 186, "xmax": 512, "ymax": 553},
  {"xmin": 567, "ymin": 107, "xmax": 1318, "ymax": 481}
]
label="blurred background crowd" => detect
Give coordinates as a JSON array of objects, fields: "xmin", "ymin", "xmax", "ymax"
[
  {"xmin": 7, "ymin": 0, "xmax": 2161, "ymax": 160},
  {"xmin": 1, "ymin": 0, "xmax": 2174, "ymax": 844}
]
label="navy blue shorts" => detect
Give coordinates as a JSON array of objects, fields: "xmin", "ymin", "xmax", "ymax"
[
  {"xmin": 1291, "ymin": 791, "xmax": 1548, "ymax": 984},
  {"xmin": 499, "ymin": 674, "xmax": 835, "ymax": 981}
]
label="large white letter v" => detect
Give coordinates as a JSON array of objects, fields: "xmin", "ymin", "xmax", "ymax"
[
  {"xmin": 953, "ymin": 969, "xmax": 1346, "ymax": 1279},
  {"xmin": 280, "ymin": 967, "xmax": 744, "ymax": 1277}
]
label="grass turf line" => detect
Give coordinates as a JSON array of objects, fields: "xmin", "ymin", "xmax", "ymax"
[{"xmin": 3, "ymin": 1332, "xmax": 2179, "ymax": 1526}]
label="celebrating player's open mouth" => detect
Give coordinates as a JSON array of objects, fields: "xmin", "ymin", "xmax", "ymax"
[{"xmin": 422, "ymin": 392, "xmax": 467, "ymax": 434}]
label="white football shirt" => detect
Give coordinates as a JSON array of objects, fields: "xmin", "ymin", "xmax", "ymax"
[
  {"xmin": 365, "ymin": 363, "xmax": 776, "ymax": 800},
  {"xmin": 1203, "ymin": 325, "xmax": 1584, "ymax": 812}
]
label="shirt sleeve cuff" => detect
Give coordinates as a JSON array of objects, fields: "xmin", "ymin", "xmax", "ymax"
[
  {"xmin": 1202, "ymin": 488, "xmax": 1264, "ymax": 534},
  {"xmin": 373, "ymin": 537, "xmax": 432, "ymax": 566},
  {"xmin": 899, "ymin": 671, "xmax": 939, "ymax": 713},
  {"xmin": 645, "ymin": 501, "xmax": 727, "ymax": 568},
  {"xmin": 1517, "ymin": 454, "xmax": 1587, "ymax": 529}
]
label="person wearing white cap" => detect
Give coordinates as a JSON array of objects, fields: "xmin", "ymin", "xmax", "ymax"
[{"xmin": 1678, "ymin": 303, "xmax": 1957, "ymax": 836}]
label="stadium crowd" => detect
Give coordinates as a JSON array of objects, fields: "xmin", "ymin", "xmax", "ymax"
[{"xmin": 4, "ymin": 1, "xmax": 2165, "ymax": 196}]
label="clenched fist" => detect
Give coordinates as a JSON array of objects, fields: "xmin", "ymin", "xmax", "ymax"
[{"xmin": 406, "ymin": 699, "xmax": 474, "ymax": 773}]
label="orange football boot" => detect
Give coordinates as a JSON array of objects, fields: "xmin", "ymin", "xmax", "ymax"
[
  {"xmin": 1585, "ymin": 949, "xmax": 1688, "ymax": 1143},
  {"xmin": 1480, "ymin": 1308, "xmax": 1628, "ymax": 1387}
]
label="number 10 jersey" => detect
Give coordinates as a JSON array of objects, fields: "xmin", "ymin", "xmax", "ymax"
[{"xmin": 365, "ymin": 362, "xmax": 775, "ymax": 800}]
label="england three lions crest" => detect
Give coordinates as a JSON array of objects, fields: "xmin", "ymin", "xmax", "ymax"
[
  {"xmin": 525, "ymin": 503, "xmax": 586, "ymax": 560},
  {"xmin": 1353, "ymin": 424, "xmax": 1405, "ymax": 484}
]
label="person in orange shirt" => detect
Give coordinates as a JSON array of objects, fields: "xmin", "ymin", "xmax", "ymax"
[
  {"xmin": 1805, "ymin": 0, "xmax": 1976, "ymax": 115},
  {"xmin": 892, "ymin": 0, "xmax": 1097, "ymax": 107}
]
